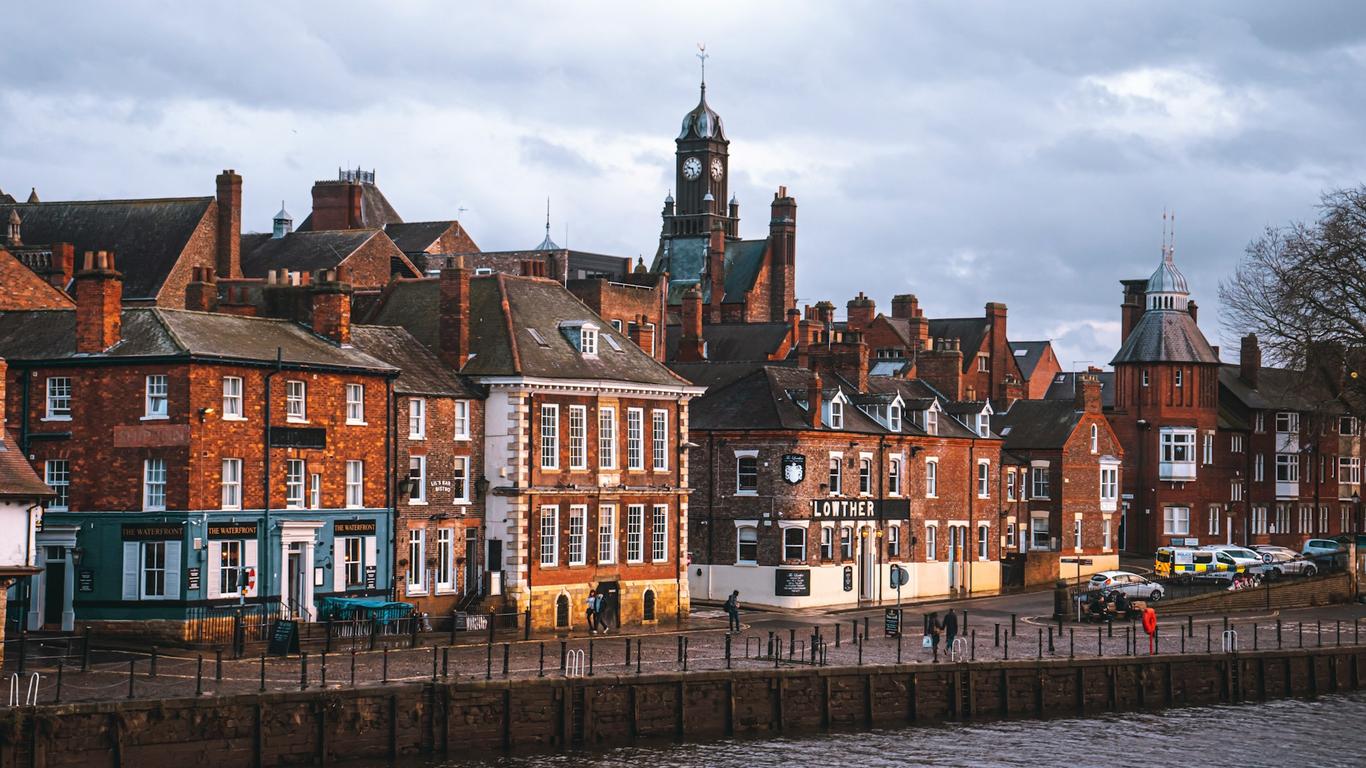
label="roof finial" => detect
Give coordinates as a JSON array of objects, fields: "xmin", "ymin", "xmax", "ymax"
[
  {"xmin": 545, "ymin": 197, "xmax": 551, "ymax": 238},
  {"xmin": 696, "ymin": 42, "xmax": 708, "ymax": 92},
  {"xmin": 1169, "ymin": 209, "xmax": 1176, "ymax": 259}
]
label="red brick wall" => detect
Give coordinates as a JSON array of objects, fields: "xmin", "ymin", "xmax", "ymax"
[
  {"xmin": 566, "ymin": 278, "xmax": 667, "ymax": 361},
  {"xmin": 340, "ymin": 234, "xmax": 413, "ymax": 289},
  {"xmin": 153, "ymin": 206, "xmax": 218, "ymax": 308},
  {"xmin": 1024, "ymin": 345, "xmax": 1062, "ymax": 400}
]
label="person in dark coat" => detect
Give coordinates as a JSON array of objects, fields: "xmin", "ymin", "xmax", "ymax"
[
  {"xmin": 924, "ymin": 611, "xmax": 942, "ymax": 654},
  {"xmin": 586, "ymin": 589, "xmax": 599, "ymax": 634},
  {"xmin": 724, "ymin": 590, "xmax": 741, "ymax": 633},
  {"xmin": 943, "ymin": 609, "xmax": 959, "ymax": 652}
]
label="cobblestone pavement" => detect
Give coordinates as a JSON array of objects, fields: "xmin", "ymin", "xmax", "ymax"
[{"xmin": 5, "ymin": 598, "xmax": 1364, "ymax": 706}]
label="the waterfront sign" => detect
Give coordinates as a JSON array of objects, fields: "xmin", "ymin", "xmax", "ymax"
[
  {"xmin": 120, "ymin": 523, "xmax": 185, "ymax": 540},
  {"xmin": 809, "ymin": 498, "xmax": 911, "ymax": 520}
]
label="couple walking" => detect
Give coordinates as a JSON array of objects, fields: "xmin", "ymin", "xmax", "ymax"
[
  {"xmin": 585, "ymin": 588, "xmax": 612, "ymax": 634},
  {"xmin": 923, "ymin": 610, "xmax": 959, "ymax": 655}
]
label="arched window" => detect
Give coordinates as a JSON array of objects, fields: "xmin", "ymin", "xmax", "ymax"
[
  {"xmin": 1090, "ymin": 424, "xmax": 1099, "ymax": 453},
  {"xmin": 736, "ymin": 526, "xmax": 758, "ymax": 564},
  {"xmin": 555, "ymin": 594, "xmax": 570, "ymax": 628},
  {"xmin": 859, "ymin": 458, "xmax": 873, "ymax": 495},
  {"xmin": 642, "ymin": 589, "xmax": 656, "ymax": 622},
  {"xmin": 783, "ymin": 527, "xmax": 806, "ymax": 562}
]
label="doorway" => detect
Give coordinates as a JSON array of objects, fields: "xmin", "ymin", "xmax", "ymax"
[
  {"xmin": 464, "ymin": 528, "xmax": 479, "ymax": 596},
  {"xmin": 857, "ymin": 527, "xmax": 876, "ymax": 600},
  {"xmin": 43, "ymin": 546, "xmax": 66, "ymax": 627},
  {"xmin": 285, "ymin": 543, "xmax": 304, "ymax": 617},
  {"xmin": 596, "ymin": 581, "xmax": 621, "ymax": 628}
]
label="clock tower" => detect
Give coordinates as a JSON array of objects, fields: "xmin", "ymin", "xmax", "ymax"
[{"xmin": 667, "ymin": 82, "xmax": 737, "ymax": 239}]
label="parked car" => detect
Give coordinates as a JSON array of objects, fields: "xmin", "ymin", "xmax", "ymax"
[
  {"xmin": 1199, "ymin": 545, "xmax": 1269, "ymax": 578},
  {"xmin": 1088, "ymin": 570, "xmax": 1165, "ymax": 602},
  {"xmin": 1259, "ymin": 550, "xmax": 1318, "ymax": 579},
  {"xmin": 1303, "ymin": 538, "xmax": 1345, "ymax": 560},
  {"xmin": 1250, "ymin": 544, "xmax": 1299, "ymax": 559}
]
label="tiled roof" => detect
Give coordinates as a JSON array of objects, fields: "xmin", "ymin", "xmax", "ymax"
[
  {"xmin": 1043, "ymin": 371, "xmax": 1116, "ymax": 409},
  {"xmin": 240, "ymin": 230, "xmax": 382, "ymax": 276},
  {"xmin": 1110, "ymin": 309, "xmax": 1219, "ymax": 365},
  {"xmin": 384, "ymin": 221, "xmax": 455, "ymax": 255},
  {"xmin": 663, "ymin": 322, "xmax": 791, "ymax": 362},
  {"xmin": 690, "ymin": 366, "xmax": 889, "ymax": 433},
  {"xmin": 0, "ymin": 197, "xmax": 214, "ymax": 300},
  {"xmin": 366, "ymin": 275, "xmax": 691, "ymax": 387},
  {"xmin": 0, "ymin": 429, "xmax": 53, "ymax": 499},
  {"xmin": 991, "ymin": 399, "xmax": 1081, "ymax": 450},
  {"xmin": 927, "ymin": 317, "xmax": 988, "ymax": 359},
  {"xmin": 1218, "ymin": 364, "xmax": 1341, "ymax": 413},
  {"xmin": 349, "ymin": 325, "xmax": 483, "ymax": 398},
  {"xmin": 1009, "ymin": 341, "xmax": 1051, "ymax": 380},
  {"xmin": 0, "ymin": 308, "xmax": 395, "ymax": 372},
  {"xmin": 0, "ymin": 247, "xmax": 73, "ymax": 309},
  {"xmin": 296, "ymin": 184, "xmax": 402, "ymax": 231},
  {"xmin": 653, "ymin": 236, "xmax": 770, "ymax": 304}
]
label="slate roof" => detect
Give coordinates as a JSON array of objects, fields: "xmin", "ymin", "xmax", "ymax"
[
  {"xmin": 860, "ymin": 377, "xmax": 980, "ymax": 438},
  {"xmin": 652, "ymin": 236, "xmax": 771, "ymax": 304},
  {"xmin": 927, "ymin": 317, "xmax": 988, "ymax": 359},
  {"xmin": 663, "ymin": 322, "xmax": 791, "ymax": 362},
  {"xmin": 0, "ymin": 429, "xmax": 54, "ymax": 499},
  {"xmin": 1110, "ymin": 309, "xmax": 1219, "ymax": 365},
  {"xmin": 240, "ymin": 230, "xmax": 382, "ymax": 276},
  {"xmin": 1009, "ymin": 341, "xmax": 1051, "ymax": 380},
  {"xmin": 1218, "ymin": 364, "xmax": 1341, "ymax": 413},
  {"xmin": 384, "ymin": 221, "xmax": 455, "ymax": 255},
  {"xmin": 1043, "ymin": 371, "xmax": 1116, "ymax": 409},
  {"xmin": 296, "ymin": 183, "xmax": 402, "ymax": 231},
  {"xmin": 991, "ymin": 399, "xmax": 1082, "ymax": 451},
  {"xmin": 689, "ymin": 366, "xmax": 888, "ymax": 433},
  {"xmin": 0, "ymin": 308, "xmax": 395, "ymax": 372},
  {"xmin": 669, "ymin": 361, "xmax": 782, "ymax": 392},
  {"xmin": 365, "ymin": 276, "xmax": 692, "ymax": 387},
  {"xmin": 349, "ymin": 325, "xmax": 482, "ymax": 398},
  {"xmin": 0, "ymin": 197, "xmax": 214, "ymax": 300}
]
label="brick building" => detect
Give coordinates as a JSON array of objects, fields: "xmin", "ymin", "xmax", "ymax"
[
  {"xmin": 0, "ymin": 356, "xmax": 51, "ymax": 658},
  {"xmin": 0, "ymin": 252, "xmax": 397, "ymax": 636},
  {"xmin": 367, "ymin": 262, "xmax": 702, "ymax": 630},
  {"xmin": 991, "ymin": 373, "xmax": 1124, "ymax": 580},
  {"xmin": 650, "ymin": 82, "xmax": 797, "ymax": 325}
]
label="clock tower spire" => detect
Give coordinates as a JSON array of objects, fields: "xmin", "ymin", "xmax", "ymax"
[{"xmin": 666, "ymin": 45, "xmax": 736, "ymax": 240}]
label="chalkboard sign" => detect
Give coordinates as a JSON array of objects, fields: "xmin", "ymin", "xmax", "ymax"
[
  {"xmin": 77, "ymin": 569, "xmax": 95, "ymax": 593},
  {"xmin": 842, "ymin": 566, "xmax": 854, "ymax": 592},
  {"xmin": 364, "ymin": 565, "xmax": 377, "ymax": 589},
  {"xmin": 884, "ymin": 608, "xmax": 902, "ymax": 637},
  {"xmin": 186, "ymin": 567, "xmax": 201, "ymax": 592},
  {"xmin": 774, "ymin": 568, "xmax": 811, "ymax": 597},
  {"xmin": 268, "ymin": 619, "xmax": 299, "ymax": 656}
]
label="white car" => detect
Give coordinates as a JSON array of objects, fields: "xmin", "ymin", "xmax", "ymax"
[
  {"xmin": 1199, "ymin": 545, "xmax": 1268, "ymax": 578},
  {"xmin": 1088, "ymin": 570, "xmax": 1165, "ymax": 602},
  {"xmin": 1259, "ymin": 550, "xmax": 1318, "ymax": 579}
]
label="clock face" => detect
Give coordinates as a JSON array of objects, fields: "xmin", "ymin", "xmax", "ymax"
[
  {"xmin": 682, "ymin": 157, "xmax": 702, "ymax": 181},
  {"xmin": 711, "ymin": 158, "xmax": 724, "ymax": 181}
]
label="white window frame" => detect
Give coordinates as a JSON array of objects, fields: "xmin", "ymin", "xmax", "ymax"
[
  {"xmin": 888, "ymin": 455, "xmax": 902, "ymax": 496},
  {"xmin": 1202, "ymin": 433, "xmax": 1214, "ymax": 465},
  {"xmin": 45, "ymin": 460, "xmax": 70, "ymax": 510},
  {"xmin": 580, "ymin": 326, "xmax": 598, "ymax": 355},
  {"xmin": 45, "ymin": 376, "xmax": 71, "ymax": 420},
  {"xmin": 889, "ymin": 404, "xmax": 902, "ymax": 432},
  {"xmin": 782, "ymin": 526, "xmax": 805, "ymax": 562},
  {"xmin": 1254, "ymin": 412, "xmax": 1265, "ymax": 433},
  {"xmin": 1254, "ymin": 453, "xmax": 1265, "ymax": 482},
  {"xmin": 925, "ymin": 523, "xmax": 938, "ymax": 561},
  {"xmin": 1275, "ymin": 453, "xmax": 1300, "ymax": 483},
  {"xmin": 598, "ymin": 505, "xmax": 617, "ymax": 564},
  {"xmin": 407, "ymin": 528, "xmax": 426, "ymax": 593},
  {"xmin": 828, "ymin": 452, "xmax": 843, "ymax": 496},
  {"xmin": 539, "ymin": 506, "xmax": 559, "ymax": 567},
  {"xmin": 568, "ymin": 405, "xmax": 588, "ymax": 470},
  {"xmin": 978, "ymin": 523, "xmax": 990, "ymax": 560},
  {"xmin": 540, "ymin": 404, "xmax": 560, "ymax": 470},
  {"xmin": 1208, "ymin": 505, "xmax": 1221, "ymax": 536},
  {"xmin": 1163, "ymin": 506, "xmax": 1191, "ymax": 536},
  {"xmin": 143, "ymin": 458, "xmax": 166, "ymax": 511},
  {"xmin": 222, "ymin": 376, "xmax": 244, "ymax": 420},
  {"xmin": 1100, "ymin": 463, "xmax": 1119, "ymax": 511},
  {"xmin": 345, "ymin": 383, "xmax": 365, "ymax": 425},
  {"xmin": 1340, "ymin": 456, "xmax": 1361, "ymax": 485},
  {"xmin": 567, "ymin": 505, "xmax": 587, "ymax": 566},
  {"xmin": 1090, "ymin": 423, "xmax": 1099, "ymax": 453},
  {"xmin": 285, "ymin": 380, "xmax": 306, "ymax": 422},
  {"xmin": 285, "ymin": 459, "xmax": 305, "ymax": 509},
  {"xmin": 976, "ymin": 459, "xmax": 990, "ymax": 499},
  {"xmin": 626, "ymin": 408, "xmax": 644, "ymax": 470},
  {"xmin": 452, "ymin": 455, "xmax": 471, "ymax": 504},
  {"xmin": 1030, "ymin": 516, "xmax": 1051, "ymax": 550},
  {"xmin": 859, "ymin": 455, "xmax": 873, "ymax": 496},
  {"xmin": 1231, "ymin": 434, "xmax": 1244, "ymax": 453},
  {"xmin": 221, "ymin": 458, "xmax": 242, "ymax": 510},
  {"xmin": 453, "ymin": 399, "xmax": 470, "ymax": 440},
  {"xmin": 652, "ymin": 504, "xmax": 669, "ymax": 562},
  {"xmin": 409, "ymin": 397, "xmax": 427, "ymax": 439},
  {"xmin": 735, "ymin": 449, "xmax": 759, "ymax": 495},
  {"xmin": 626, "ymin": 504, "xmax": 645, "ymax": 563},
  {"xmin": 144, "ymin": 374, "xmax": 168, "ymax": 419},
  {"xmin": 1275, "ymin": 411, "xmax": 1299, "ymax": 434},
  {"xmin": 925, "ymin": 408, "xmax": 939, "ymax": 436},
  {"xmin": 829, "ymin": 399, "xmax": 844, "ymax": 429},
  {"xmin": 888, "ymin": 524, "xmax": 901, "ymax": 558},
  {"xmin": 1006, "ymin": 469, "xmax": 1016, "ymax": 501},
  {"xmin": 925, "ymin": 457, "xmax": 938, "ymax": 498},
  {"xmin": 820, "ymin": 526, "xmax": 834, "ymax": 559},
  {"xmin": 1073, "ymin": 518, "xmax": 1083, "ymax": 551},
  {"xmin": 346, "ymin": 460, "xmax": 364, "ymax": 508},
  {"xmin": 309, "ymin": 473, "xmax": 321, "ymax": 509},
  {"xmin": 435, "ymin": 528, "xmax": 455, "ymax": 593},
  {"xmin": 736, "ymin": 525, "xmax": 758, "ymax": 565},
  {"xmin": 840, "ymin": 526, "xmax": 854, "ymax": 559},
  {"xmin": 1102, "ymin": 518, "xmax": 1112, "ymax": 551},
  {"xmin": 408, "ymin": 455, "xmax": 427, "ymax": 505},
  {"xmin": 1031, "ymin": 464, "xmax": 1050, "ymax": 499},
  {"xmin": 652, "ymin": 409, "xmax": 669, "ymax": 471},
  {"xmin": 140, "ymin": 540, "xmax": 171, "ymax": 599},
  {"xmin": 598, "ymin": 407, "xmax": 616, "ymax": 469}
]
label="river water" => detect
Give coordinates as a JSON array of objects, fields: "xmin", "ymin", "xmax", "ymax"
[{"xmin": 428, "ymin": 692, "xmax": 1366, "ymax": 768}]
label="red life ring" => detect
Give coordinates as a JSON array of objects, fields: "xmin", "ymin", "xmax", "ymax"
[{"xmin": 1142, "ymin": 607, "xmax": 1157, "ymax": 636}]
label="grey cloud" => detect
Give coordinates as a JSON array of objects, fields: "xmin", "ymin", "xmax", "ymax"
[{"xmin": 518, "ymin": 137, "xmax": 601, "ymax": 177}]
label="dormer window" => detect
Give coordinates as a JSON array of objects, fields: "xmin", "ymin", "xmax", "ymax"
[
  {"xmin": 829, "ymin": 400, "xmax": 843, "ymax": 429},
  {"xmin": 558, "ymin": 321, "xmax": 600, "ymax": 356},
  {"xmin": 925, "ymin": 408, "xmax": 939, "ymax": 436},
  {"xmin": 976, "ymin": 412, "xmax": 989, "ymax": 438},
  {"xmin": 889, "ymin": 404, "xmax": 902, "ymax": 432}
]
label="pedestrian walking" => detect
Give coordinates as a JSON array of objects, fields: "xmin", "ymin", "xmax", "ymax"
[
  {"xmin": 593, "ymin": 591, "xmax": 610, "ymax": 633},
  {"xmin": 924, "ymin": 611, "xmax": 942, "ymax": 654},
  {"xmin": 724, "ymin": 590, "xmax": 741, "ymax": 633},
  {"xmin": 943, "ymin": 609, "xmax": 959, "ymax": 652},
  {"xmin": 586, "ymin": 589, "xmax": 599, "ymax": 634}
]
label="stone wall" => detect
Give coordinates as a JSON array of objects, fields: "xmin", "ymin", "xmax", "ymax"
[
  {"xmin": 1160, "ymin": 572, "xmax": 1353, "ymax": 614},
  {"xmin": 3, "ymin": 647, "xmax": 1361, "ymax": 767}
]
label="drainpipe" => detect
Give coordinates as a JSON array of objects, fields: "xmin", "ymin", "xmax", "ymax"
[
  {"xmin": 386, "ymin": 376, "xmax": 395, "ymax": 601},
  {"xmin": 261, "ymin": 348, "xmax": 283, "ymax": 611},
  {"xmin": 966, "ymin": 435, "xmax": 976, "ymax": 596},
  {"xmin": 707, "ymin": 432, "xmax": 716, "ymax": 597},
  {"xmin": 877, "ymin": 436, "xmax": 886, "ymax": 605}
]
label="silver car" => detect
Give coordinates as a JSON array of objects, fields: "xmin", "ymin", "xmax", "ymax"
[
  {"xmin": 1088, "ymin": 570, "xmax": 1165, "ymax": 602},
  {"xmin": 1260, "ymin": 550, "xmax": 1318, "ymax": 579}
]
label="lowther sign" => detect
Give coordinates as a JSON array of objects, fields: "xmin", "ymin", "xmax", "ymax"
[{"xmin": 809, "ymin": 498, "xmax": 910, "ymax": 520}]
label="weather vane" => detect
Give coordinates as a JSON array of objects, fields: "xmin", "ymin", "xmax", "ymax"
[{"xmin": 696, "ymin": 43, "xmax": 708, "ymax": 87}]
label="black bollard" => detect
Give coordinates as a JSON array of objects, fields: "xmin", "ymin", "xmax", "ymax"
[
  {"xmin": 1337, "ymin": 620, "xmax": 1342, "ymax": 647},
  {"xmin": 55, "ymin": 659, "xmax": 64, "ymax": 704},
  {"xmin": 1207, "ymin": 625, "xmax": 1212, "ymax": 653},
  {"xmin": 259, "ymin": 653, "xmax": 266, "ymax": 692},
  {"xmin": 561, "ymin": 640, "xmax": 568, "ymax": 671},
  {"xmin": 503, "ymin": 643, "xmax": 510, "ymax": 677},
  {"xmin": 684, "ymin": 638, "xmax": 690, "ymax": 672},
  {"xmin": 444, "ymin": 647, "xmax": 450, "ymax": 678},
  {"xmin": 1254, "ymin": 623, "xmax": 1259, "ymax": 651},
  {"xmin": 384, "ymin": 647, "xmax": 391, "ymax": 682},
  {"xmin": 196, "ymin": 655, "xmax": 204, "ymax": 696},
  {"xmin": 1098, "ymin": 627, "xmax": 1103, "ymax": 657},
  {"xmin": 897, "ymin": 629, "xmax": 903, "ymax": 664},
  {"xmin": 589, "ymin": 640, "xmax": 595, "ymax": 677},
  {"xmin": 301, "ymin": 652, "xmax": 309, "ymax": 690},
  {"xmin": 538, "ymin": 643, "xmax": 545, "ymax": 677},
  {"xmin": 625, "ymin": 638, "xmax": 631, "ymax": 667},
  {"xmin": 971, "ymin": 630, "xmax": 976, "ymax": 661},
  {"xmin": 216, "ymin": 649, "xmax": 223, "ymax": 682},
  {"xmin": 432, "ymin": 646, "xmax": 439, "ymax": 681},
  {"xmin": 1048, "ymin": 627, "xmax": 1055, "ymax": 653},
  {"xmin": 1188, "ymin": 614, "xmax": 1194, "ymax": 636},
  {"xmin": 994, "ymin": 623, "xmax": 1000, "ymax": 647},
  {"xmin": 790, "ymin": 628, "xmax": 796, "ymax": 660},
  {"xmin": 636, "ymin": 639, "xmax": 642, "ymax": 675},
  {"xmin": 1038, "ymin": 628, "xmax": 1043, "ymax": 660},
  {"xmin": 1298, "ymin": 622, "xmax": 1303, "ymax": 648},
  {"xmin": 1277, "ymin": 619, "xmax": 1283, "ymax": 649},
  {"xmin": 680, "ymin": 635, "xmax": 687, "ymax": 663},
  {"xmin": 726, "ymin": 633, "xmax": 732, "ymax": 669},
  {"xmin": 128, "ymin": 659, "xmax": 136, "ymax": 699},
  {"xmin": 1317, "ymin": 620, "xmax": 1323, "ymax": 648},
  {"xmin": 350, "ymin": 649, "xmax": 357, "ymax": 687},
  {"xmin": 1011, "ymin": 613, "xmax": 1017, "ymax": 637},
  {"xmin": 525, "ymin": 607, "xmax": 532, "ymax": 641},
  {"xmin": 322, "ymin": 652, "xmax": 328, "ymax": 688},
  {"xmin": 852, "ymin": 618, "xmax": 859, "ymax": 644},
  {"xmin": 1181, "ymin": 631, "xmax": 1185, "ymax": 654},
  {"xmin": 858, "ymin": 638, "xmax": 863, "ymax": 666},
  {"xmin": 836, "ymin": 623, "xmax": 842, "ymax": 648},
  {"xmin": 150, "ymin": 646, "xmax": 159, "ymax": 678},
  {"xmin": 485, "ymin": 642, "xmax": 492, "ymax": 680},
  {"xmin": 1069, "ymin": 628, "xmax": 1074, "ymax": 659},
  {"xmin": 1004, "ymin": 631, "xmax": 1009, "ymax": 660}
]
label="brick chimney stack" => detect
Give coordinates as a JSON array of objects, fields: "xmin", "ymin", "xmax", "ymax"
[
  {"xmin": 439, "ymin": 255, "xmax": 471, "ymax": 370},
  {"xmin": 813, "ymin": 301, "xmax": 835, "ymax": 329},
  {"xmin": 1076, "ymin": 372, "xmax": 1102, "ymax": 413},
  {"xmin": 46, "ymin": 242, "xmax": 74, "ymax": 291},
  {"xmin": 185, "ymin": 266, "xmax": 218, "ymax": 312},
  {"xmin": 1187, "ymin": 299, "xmax": 1199, "ymax": 324},
  {"xmin": 74, "ymin": 251, "xmax": 122, "ymax": 354},
  {"xmin": 630, "ymin": 315, "xmax": 656, "ymax": 358},
  {"xmin": 677, "ymin": 284, "xmax": 705, "ymax": 362},
  {"xmin": 310, "ymin": 268, "xmax": 352, "ymax": 344},
  {"xmin": 1240, "ymin": 333, "xmax": 1260, "ymax": 389},
  {"xmin": 786, "ymin": 308, "xmax": 801, "ymax": 350},
  {"xmin": 768, "ymin": 186, "xmax": 797, "ymax": 322},
  {"xmin": 707, "ymin": 222, "xmax": 725, "ymax": 323},
  {"xmin": 807, "ymin": 372, "xmax": 823, "ymax": 429},
  {"xmin": 215, "ymin": 170, "xmax": 242, "ymax": 279},
  {"xmin": 310, "ymin": 179, "xmax": 364, "ymax": 231},
  {"xmin": 891, "ymin": 294, "xmax": 919, "ymax": 320},
  {"xmin": 846, "ymin": 292, "xmax": 875, "ymax": 332}
]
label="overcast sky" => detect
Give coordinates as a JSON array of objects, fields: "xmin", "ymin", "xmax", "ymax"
[{"xmin": 4, "ymin": 1, "xmax": 1366, "ymax": 370}]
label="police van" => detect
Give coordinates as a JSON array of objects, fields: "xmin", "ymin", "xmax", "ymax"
[{"xmin": 1154, "ymin": 547, "xmax": 1247, "ymax": 580}]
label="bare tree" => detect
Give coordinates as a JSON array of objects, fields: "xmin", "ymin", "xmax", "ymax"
[{"xmin": 1220, "ymin": 186, "xmax": 1366, "ymax": 417}]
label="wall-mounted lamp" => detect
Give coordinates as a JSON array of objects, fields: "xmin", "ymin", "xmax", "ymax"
[{"xmin": 197, "ymin": 406, "xmax": 216, "ymax": 422}]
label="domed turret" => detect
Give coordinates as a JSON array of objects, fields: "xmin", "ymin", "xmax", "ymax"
[
  {"xmin": 1146, "ymin": 246, "xmax": 1189, "ymax": 311},
  {"xmin": 678, "ymin": 84, "xmax": 726, "ymax": 141}
]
